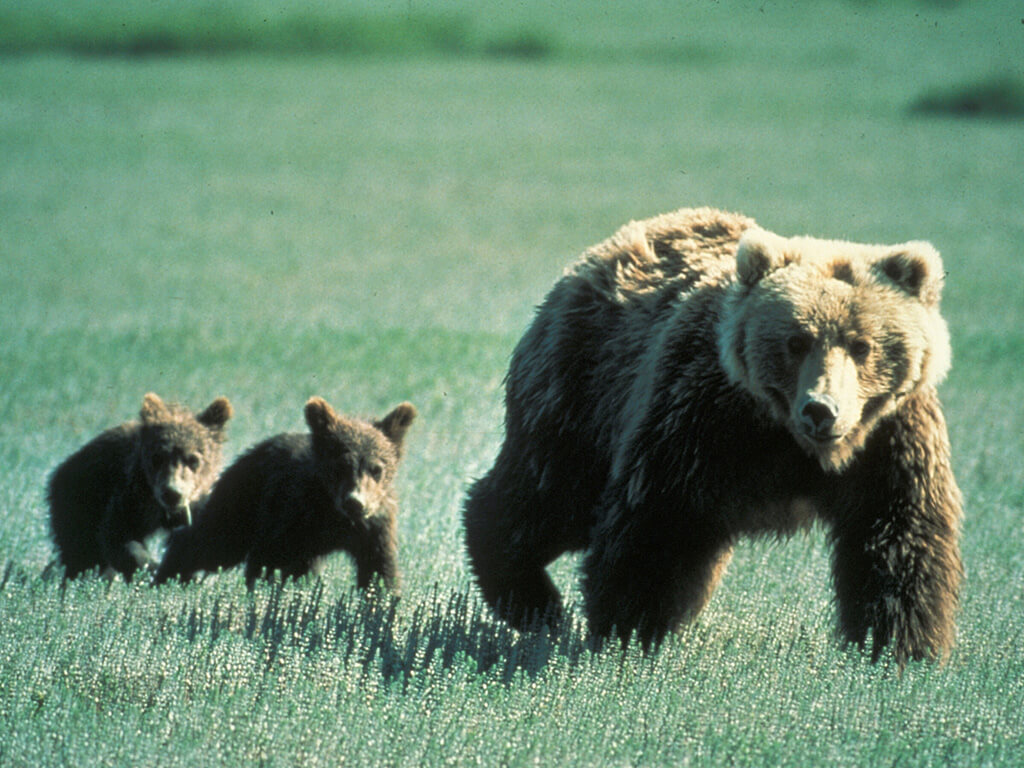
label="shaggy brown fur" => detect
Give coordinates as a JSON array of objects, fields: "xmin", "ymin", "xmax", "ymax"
[
  {"xmin": 155, "ymin": 398, "xmax": 416, "ymax": 591},
  {"xmin": 463, "ymin": 207, "xmax": 963, "ymax": 665},
  {"xmin": 48, "ymin": 393, "xmax": 233, "ymax": 580}
]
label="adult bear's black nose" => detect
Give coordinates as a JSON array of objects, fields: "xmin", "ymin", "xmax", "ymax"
[
  {"xmin": 161, "ymin": 488, "xmax": 182, "ymax": 508},
  {"xmin": 800, "ymin": 394, "xmax": 839, "ymax": 436}
]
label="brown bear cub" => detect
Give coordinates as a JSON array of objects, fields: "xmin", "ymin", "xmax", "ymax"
[
  {"xmin": 155, "ymin": 397, "xmax": 416, "ymax": 591},
  {"xmin": 48, "ymin": 393, "xmax": 233, "ymax": 580},
  {"xmin": 464, "ymin": 207, "xmax": 964, "ymax": 665}
]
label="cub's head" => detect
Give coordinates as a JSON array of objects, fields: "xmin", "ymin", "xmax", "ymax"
[
  {"xmin": 303, "ymin": 397, "xmax": 417, "ymax": 526},
  {"xmin": 719, "ymin": 227, "xmax": 951, "ymax": 472},
  {"xmin": 138, "ymin": 393, "xmax": 233, "ymax": 526}
]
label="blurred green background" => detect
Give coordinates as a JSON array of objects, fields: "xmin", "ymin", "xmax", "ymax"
[{"xmin": 1, "ymin": 1, "xmax": 1022, "ymax": 766}]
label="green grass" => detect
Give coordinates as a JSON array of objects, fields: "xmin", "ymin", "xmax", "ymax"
[{"xmin": 2, "ymin": 1, "xmax": 1024, "ymax": 765}]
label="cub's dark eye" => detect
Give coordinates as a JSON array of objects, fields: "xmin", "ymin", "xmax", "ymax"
[
  {"xmin": 786, "ymin": 334, "xmax": 812, "ymax": 357},
  {"xmin": 849, "ymin": 338, "xmax": 872, "ymax": 361},
  {"xmin": 367, "ymin": 463, "xmax": 384, "ymax": 482},
  {"xmin": 184, "ymin": 453, "xmax": 201, "ymax": 471}
]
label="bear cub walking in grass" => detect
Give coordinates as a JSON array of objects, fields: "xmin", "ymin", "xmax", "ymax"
[
  {"xmin": 156, "ymin": 397, "xmax": 416, "ymax": 591},
  {"xmin": 464, "ymin": 206, "xmax": 964, "ymax": 665},
  {"xmin": 48, "ymin": 392, "xmax": 233, "ymax": 580}
]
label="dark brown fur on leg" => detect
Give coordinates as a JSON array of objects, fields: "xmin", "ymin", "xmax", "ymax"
[
  {"xmin": 583, "ymin": 493, "xmax": 733, "ymax": 650},
  {"xmin": 157, "ymin": 527, "xmax": 252, "ymax": 585},
  {"xmin": 463, "ymin": 465, "xmax": 565, "ymax": 629},
  {"xmin": 353, "ymin": 517, "xmax": 400, "ymax": 592},
  {"xmin": 829, "ymin": 390, "xmax": 963, "ymax": 666}
]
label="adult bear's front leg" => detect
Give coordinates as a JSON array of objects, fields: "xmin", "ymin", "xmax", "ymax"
[
  {"xmin": 829, "ymin": 389, "xmax": 964, "ymax": 666},
  {"xmin": 582, "ymin": 484, "xmax": 732, "ymax": 650}
]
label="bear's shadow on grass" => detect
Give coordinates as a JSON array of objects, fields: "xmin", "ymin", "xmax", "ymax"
[
  {"xmin": 233, "ymin": 580, "xmax": 593, "ymax": 687},
  {"xmin": 11, "ymin": 561, "xmax": 593, "ymax": 686},
  {"xmin": 154, "ymin": 573, "xmax": 595, "ymax": 687}
]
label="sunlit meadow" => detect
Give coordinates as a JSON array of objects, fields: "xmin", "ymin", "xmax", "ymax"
[{"xmin": 1, "ymin": 1, "xmax": 1022, "ymax": 765}]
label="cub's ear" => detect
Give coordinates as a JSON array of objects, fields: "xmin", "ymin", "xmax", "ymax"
[
  {"xmin": 735, "ymin": 228, "xmax": 794, "ymax": 286},
  {"xmin": 140, "ymin": 392, "xmax": 170, "ymax": 424},
  {"xmin": 872, "ymin": 241, "xmax": 944, "ymax": 307},
  {"xmin": 376, "ymin": 402, "xmax": 417, "ymax": 451},
  {"xmin": 197, "ymin": 397, "xmax": 233, "ymax": 430},
  {"xmin": 304, "ymin": 396, "xmax": 340, "ymax": 435}
]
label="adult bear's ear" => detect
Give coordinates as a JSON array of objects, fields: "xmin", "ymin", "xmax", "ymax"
[
  {"xmin": 375, "ymin": 402, "xmax": 417, "ymax": 453},
  {"xmin": 872, "ymin": 241, "xmax": 944, "ymax": 307},
  {"xmin": 304, "ymin": 396, "xmax": 340, "ymax": 436},
  {"xmin": 735, "ymin": 228, "xmax": 794, "ymax": 286},
  {"xmin": 198, "ymin": 397, "xmax": 233, "ymax": 430},
  {"xmin": 140, "ymin": 392, "xmax": 170, "ymax": 423}
]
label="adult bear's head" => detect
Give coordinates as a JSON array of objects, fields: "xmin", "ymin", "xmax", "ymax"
[{"xmin": 718, "ymin": 227, "xmax": 951, "ymax": 472}]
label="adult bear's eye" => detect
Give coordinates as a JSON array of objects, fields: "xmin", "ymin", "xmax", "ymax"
[
  {"xmin": 849, "ymin": 338, "xmax": 872, "ymax": 361},
  {"xmin": 786, "ymin": 334, "xmax": 812, "ymax": 357}
]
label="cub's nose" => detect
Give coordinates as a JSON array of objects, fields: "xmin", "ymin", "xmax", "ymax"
[
  {"xmin": 341, "ymin": 491, "xmax": 366, "ymax": 516},
  {"xmin": 800, "ymin": 394, "xmax": 839, "ymax": 436}
]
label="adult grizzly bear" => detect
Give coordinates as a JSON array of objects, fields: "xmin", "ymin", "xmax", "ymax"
[
  {"xmin": 463, "ymin": 207, "xmax": 963, "ymax": 665},
  {"xmin": 48, "ymin": 392, "xmax": 233, "ymax": 580},
  {"xmin": 155, "ymin": 397, "xmax": 416, "ymax": 591}
]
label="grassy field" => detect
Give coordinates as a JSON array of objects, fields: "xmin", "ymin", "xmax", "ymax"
[{"xmin": 2, "ymin": 1, "xmax": 1023, "ymax": 765}]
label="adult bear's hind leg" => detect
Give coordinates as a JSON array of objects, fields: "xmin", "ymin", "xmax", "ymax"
[{"xmin": 463, "ymin": 464, "xmax": 565, "ymax": 630}]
